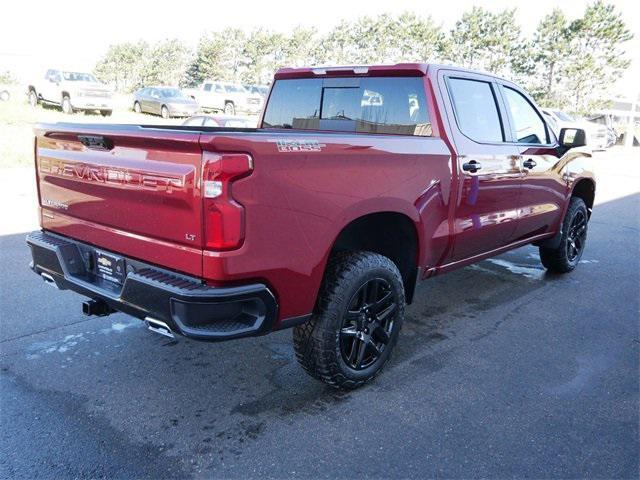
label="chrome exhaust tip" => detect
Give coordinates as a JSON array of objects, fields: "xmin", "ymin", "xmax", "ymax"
[
  {"xmin": 41, "ymin": 272, "xmax": 59, "ymax": 289},
  {"xmin": 145, "ymin": 317, "xmax": 174, "ymax": 339}
]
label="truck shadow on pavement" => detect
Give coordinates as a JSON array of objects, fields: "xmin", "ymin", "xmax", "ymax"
[{"xmin": 1, "ymin": 193, "xmax": 637, "ymax": 476}]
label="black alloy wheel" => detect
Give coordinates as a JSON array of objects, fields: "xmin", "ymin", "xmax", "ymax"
[
  {"xmin": 340, "ymin": 278, "xmax": 396, "ymax": 371},
  {"xmin": 566, "ymin": 209, "xmax": 587, "ymax": 265}
]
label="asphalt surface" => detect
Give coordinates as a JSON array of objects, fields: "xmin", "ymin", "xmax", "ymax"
[{"xmin": 1, "ymin": 153, "xmax": 638, "ymax": 479}]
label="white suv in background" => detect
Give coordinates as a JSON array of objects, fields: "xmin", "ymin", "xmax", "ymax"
[
  {"xmin": 28, "ymin": 69, "xmax": 114, "ymax": 116},
  {"xmin": 184, "ymin": 81, "xmax": 263, "ymax": 115}
]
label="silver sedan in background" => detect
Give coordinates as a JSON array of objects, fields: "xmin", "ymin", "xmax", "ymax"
[{"xmin": 132, "ymin": 87, "xmax": 199, "ymax": 118}]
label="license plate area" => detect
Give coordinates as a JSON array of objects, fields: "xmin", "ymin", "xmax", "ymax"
[{"xmin": 95, "ymin": 250, "xmax": 125, "ymax": 284}]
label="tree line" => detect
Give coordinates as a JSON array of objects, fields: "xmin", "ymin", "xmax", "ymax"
[{"xmin": 93, "ymin": 1, "xmax": 632, "ymax": 114}]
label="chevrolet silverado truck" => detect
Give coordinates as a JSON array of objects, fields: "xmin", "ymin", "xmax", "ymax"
[
  {"xmin": 27, "ymin": 64, "xmax": 595, "ymax": 389},
  {"xmin": 28, "ymin": 69, "xmax": 114, "ymax": 116}
]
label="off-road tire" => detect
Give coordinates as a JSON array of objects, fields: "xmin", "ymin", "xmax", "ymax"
[
  {"xmin": 293, "ymin": 251, "xmax": 405, "ymax": 390},
  {"xmin": 539, "ymin": 197, "xmax": 589, "ymax": 273}
]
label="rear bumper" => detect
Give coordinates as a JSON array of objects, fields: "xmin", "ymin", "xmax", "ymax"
[{"xmin": 26, "ymin": 231, "xmax": 278, "ymax": 341}]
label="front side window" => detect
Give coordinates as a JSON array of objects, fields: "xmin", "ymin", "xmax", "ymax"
[
  {"xmin": 203, "ymin": 83, "xmax": 212, "ymax": 92},
  {"xmin": 262, "ymin": 77, "xmax": 431, "ymax": 136},
  {"xmin": 503, "ymin": 87, "xmax": 548, "ymax": 144},
  {"xmin": 447, "ymin": 78, "xmax": 503, "ymax": 143},
  {"xmin": 553, "ymin": 110, "xmax": 575, "ymax": 122}
]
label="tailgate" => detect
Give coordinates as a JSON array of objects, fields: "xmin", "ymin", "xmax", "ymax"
[{"xmin": 35, "ymin": 124, "xmax": 204, "ymax": 275}]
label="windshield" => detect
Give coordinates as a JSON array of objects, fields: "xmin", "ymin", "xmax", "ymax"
[
  {"xmin": 159, "ymin": 88, "xmax": 186, "ymax": 98},
  {"xmin": 224, "ymin": 84, "xmax": 245, "ymax": 93},
  {"xmin": 62, "ymin": 72, "xmax": 98, "ymax": 82},
  {"xmin": 554, "ymin": 110, "xmax": 575, "ymax": 122}
]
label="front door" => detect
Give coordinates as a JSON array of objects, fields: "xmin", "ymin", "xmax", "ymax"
[
  {"xmin": 498, "ymin": 84, "xmax": 568, "ymax": 241},
  {"xmin": 41, "ymin": 70, "xmax": 60, "ymax": 102},
  {"xmin": 439, "ymin": 72, "xmax": 521, "ymax": 262}
]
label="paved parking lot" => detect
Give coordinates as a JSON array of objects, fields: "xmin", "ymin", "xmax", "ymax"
[{"xmin": 1, "ymin": 150, "xmax": 638, "ymax": 479}]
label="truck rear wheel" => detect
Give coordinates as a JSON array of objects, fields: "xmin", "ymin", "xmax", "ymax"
[
  {"xmin": 293, "ymin": 251, "xmax": 405, "ymax": 389},
  {"xmin": 539, "ymin": 197, "xmax": 588, "ymax": 273}
]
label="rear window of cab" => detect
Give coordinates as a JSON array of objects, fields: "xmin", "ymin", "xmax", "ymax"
[{"xmin": 262, "ymin": 77, "xmax": 432, "ymax": 136}]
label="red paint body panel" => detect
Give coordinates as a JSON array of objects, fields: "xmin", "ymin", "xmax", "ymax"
[{"xmin": 33, "ymin": 64, "xmax": 595, "ymax": 329}]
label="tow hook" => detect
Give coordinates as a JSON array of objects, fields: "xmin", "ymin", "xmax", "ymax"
[{"xmin": 82, "ymin": 299, "xmax": 115, "ymax": 317}]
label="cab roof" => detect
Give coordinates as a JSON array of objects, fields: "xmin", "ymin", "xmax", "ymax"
[
  {"xmin": 274, "ymin": 63, "xmax": 513, "ymax": 84},
  {"xmin": 274, "ymin": 63, "xmax": 430, "ymax": 80}
]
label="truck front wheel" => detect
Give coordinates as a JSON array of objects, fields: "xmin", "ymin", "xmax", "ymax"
[
  {"xmin": 224, "ymin": 102, "xmax": 235, "ymax": 115},
  {"xmin": 61, "ymin": 96, "xmax": 74, "ymax": 114},
  {"xmin": 293, "ymin": 251, "xmax": 405, "ymax": 389},
  {"xmin": 28, "ymin": 90, "xmax": 38, "ymax": 107},
  {"xmin": 539, "ymin": 197, "xmax": 589, "ymax": 273}
]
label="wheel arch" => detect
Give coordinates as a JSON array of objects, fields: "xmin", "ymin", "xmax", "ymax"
[
  {"xmin": 571, "ymin": 177, "xmax": 595, "ymax": 217},
  {"xmin": 327, "ymin": 211, "xmax": 421, "ymax": 304}
]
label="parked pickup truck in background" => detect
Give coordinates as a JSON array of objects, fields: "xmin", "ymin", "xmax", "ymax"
[
  {"xmin": 27, "ymin": 63, "xmax": 595, "ymax": 389},
  {"xmin": 542, "ymin": 108, "xmax": 611, "ymax": 150},
  {"xmin": 184, "ymin": 80, "xmax": 263, "ymax": 116},
  {"xmin": 28, "ymin": 69, "xmax": 114, "ymax": 116}
]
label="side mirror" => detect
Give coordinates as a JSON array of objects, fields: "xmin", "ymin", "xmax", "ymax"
[{"xmin": 559, "ymin": 128, "xmax": 587, "ymax": 149}]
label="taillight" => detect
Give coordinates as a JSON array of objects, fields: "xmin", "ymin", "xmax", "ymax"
[{"xmin": 202, "ymin": 151, "xmax": 253, "ymax": 250}]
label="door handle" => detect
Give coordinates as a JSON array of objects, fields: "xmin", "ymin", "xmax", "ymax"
[
  {"xmin": 462, "ymin": 160, "xmax": 482, "ymax": 173},
  {"xmin": 523, "ymin": 158, "xmax": 537, "ymax": 169}
]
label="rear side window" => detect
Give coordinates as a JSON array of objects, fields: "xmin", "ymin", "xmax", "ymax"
[
  {"xmin": 503, "ymin": 87, "xmax": 548, "ymax": 144},
  {"xmin": 447, "ymin": 78, "xmax": 503, "ymax": 143},
  {"xmin": 262, "ymin": 77, "xmax": 431, "ymax": 136}
]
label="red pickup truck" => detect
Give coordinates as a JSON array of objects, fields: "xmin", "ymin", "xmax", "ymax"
[{"xmin": 27, "ymin": 64, "xmax": 595, "ymax": 389}]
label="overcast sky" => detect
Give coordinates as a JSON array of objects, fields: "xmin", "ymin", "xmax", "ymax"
[{"xmin": 1, "ymin": 0, "xmax": 638, "ymax": 96}]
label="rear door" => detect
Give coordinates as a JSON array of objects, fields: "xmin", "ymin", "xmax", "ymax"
[
  {"xmin": 213, "ymin": 83, "xmax": 226, "ymax": 110},
  {"xmin": 497, "ymin": 83, "xmax": 567, "ymax": 241},
  {"xmin": 35, "ymin": 125, "xmax": 204, "ymax": 266},
  {"xmin": 439, "ymin": 71, "xmax": 521, "ymax": 262}
]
